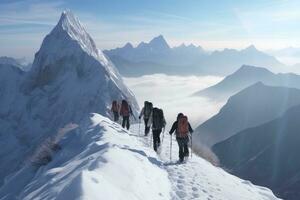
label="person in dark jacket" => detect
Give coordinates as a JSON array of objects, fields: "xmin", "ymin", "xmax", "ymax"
[
  {"xmin": 150, "ymin": 108, "xmax": 166, "ymax": 152},
  {"xmin": 111, "ymin": 100, "xmax": 120, "ymax": 122},
  {"xmin": 139, "ymin": 101, "xmax": 153, "ymax": 136},
  {"xmin": 169, "ymin": 113, "xmax": 193, "ymax": 162}
]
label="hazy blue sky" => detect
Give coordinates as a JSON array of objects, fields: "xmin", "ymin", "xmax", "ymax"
[{"xmin": 1, "ymin": 0, "xmax": 300, "ymax": 60}]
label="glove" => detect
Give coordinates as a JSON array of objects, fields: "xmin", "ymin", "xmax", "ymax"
[
  {"xmin": 169, "ymin": 132, "xmax": 172, "ymax": 135},
  {"xmin": 139, "ymin": 116, "xmax": 141, "ymax": 119}
]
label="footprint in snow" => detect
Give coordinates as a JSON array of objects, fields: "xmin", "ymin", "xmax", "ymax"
[
  {"xmin": 176, "ymin": 191, "xmax": 187, "ymax": 198},
  {"xmin": 177, "ymin": 179, "xmax": 185, "ymax": 184},
  {"xmin": 176, "ymin": 184, "xmax": 184, "ymax": 190},
  {"xmin": 178, "ymin": 175, "xmax": 184, "ymax": 179}
]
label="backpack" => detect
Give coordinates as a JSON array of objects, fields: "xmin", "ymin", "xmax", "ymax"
[
  {"xmin": 152, "ymin": 108, "xmax": 165, "ymax": 129},
  {"xmin": 177, "ymin": 115, "xmax": 189, "ymax": 137},
  {"xmin": 112, "ymin": 101, "xmax": 119, "ymax": 112},
  {"xmin": 144, "ymin": 101, "xmax": 153, "ymax": 118},
  {"xmin": 120, "ymin": 100, "xmax": 129, "ymax": 116}
]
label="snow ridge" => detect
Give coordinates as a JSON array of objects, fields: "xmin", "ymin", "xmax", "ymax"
[{"xmin": 0, "ymin": 114, "xmax": 280, "ymax": 200}]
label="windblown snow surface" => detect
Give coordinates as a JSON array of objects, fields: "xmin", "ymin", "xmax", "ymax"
[{"xmin": 0, "ymin": 114, "xmax": 280, "ymax": 200}]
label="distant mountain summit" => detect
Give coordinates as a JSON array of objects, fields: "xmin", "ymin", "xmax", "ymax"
[
  {"xmin": 146, "ymin": 35, "xmax": 170, "ymax": 51},
  {"xmin": 105, "ymin": 35, "xmax": 172, "ymax": 63},
  {"xmin": 194, "ymin": 82, "xmax": 300, "ymax": 147},
  {"xmin": 0, "ymin": 10, "xmax": 138, "ymax": 188}
]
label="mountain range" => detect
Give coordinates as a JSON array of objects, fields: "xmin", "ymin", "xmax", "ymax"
[
  {"xmin": 193, "ymin": 82, "xmax": 300, "ymax": 147},
  {"xmin": 195, "ymin": 65, "xmax": 300, "ymax": 100},
  {"xmin": 213, "ymin": 104, "xmax": 300, "ymax": 200},
  {"xmin": 104, "ymin": 36, "xmax": 284, "ymax": 76},
  {"xmin": 0, "ymin": 56, "xmax": 32, "ymax": 71},
  {"xmin": 0, "ymin": 10, "xmax": 138, "ymax": 190}
]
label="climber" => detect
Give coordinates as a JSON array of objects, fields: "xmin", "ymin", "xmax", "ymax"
[
  {"xmin": 139, "ymin": 101, "xmax": 153, "ymax": 136},
  {"xmin": 111, "ymin": 100, "xmax": 120, "ymax": 122},
  {"xmin": 120, "ymin": 99, "xmax": 133, "ymax": 130},
  {"xmin": 169, "ymin": 113, "xmax": 193, "ymax": 162},
  {"xmin": 150, "ymin": 107, "xmax": 166, "ymax": 152}
]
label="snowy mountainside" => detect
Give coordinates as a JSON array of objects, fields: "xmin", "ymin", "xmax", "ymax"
[
  {"xmin": 0, "ymin": 10, "xmax": 138, "ymax": 188},
  {"xmin": 0, "ymin": 114, "xmax": 280, "ymax": 200}
]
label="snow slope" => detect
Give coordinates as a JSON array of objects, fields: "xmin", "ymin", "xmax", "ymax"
[
  {"xmin": 0, "ymin": 114, "xmax": 170, "ymax": 200},
  {"xmin": 0, "ymin": 114, "xmax": 279, "ymax": 199}
]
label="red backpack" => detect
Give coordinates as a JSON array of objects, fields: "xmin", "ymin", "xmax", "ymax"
[{"xmin": 178, "ymin": 115, "xmax": 189, "ymax": 137}]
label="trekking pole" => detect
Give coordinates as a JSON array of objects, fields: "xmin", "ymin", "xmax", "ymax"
[
  {"xmin": 191, "ymin": 134, "xmax": 193, "ymax": 159},
  {"xmin": 170, "ymin": 134, "xmax": 172, "ymax": 161},
  {"xmin": 149, "ymin": 126, "xmax": 152, "ymax": 147},
  {"xmin": 138, "ymin": 119, "xmax": 141, "ymax": 136},
  {"xmin": 150, "ymin": 131, "xmax": 153, "ymax": 148},
  {"xmin": 161, "ymin": 127, "xmax": 165, "ymax": 144}
]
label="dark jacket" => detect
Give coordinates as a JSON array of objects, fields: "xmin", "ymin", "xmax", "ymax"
[{"xmin": 169, "ymin": 121, "xmax": 193, "ymax": 137}]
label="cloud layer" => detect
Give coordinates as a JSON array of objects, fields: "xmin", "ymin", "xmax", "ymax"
[{"xmin": 124, "ymin": 74, "xmax": 225, "ymax": 130}]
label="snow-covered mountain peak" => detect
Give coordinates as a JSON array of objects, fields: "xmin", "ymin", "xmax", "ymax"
[
  {"xmin": 243, "ymin": 44, "xmax": 258, "ymax": 52},
  {"xmin": 150, "ymin": 34, "xmax": 166, "ymax": 43},
  {"xmin": 24, "ymin": 9, "xmax": 138, "ymax": 117},
  {"xmin": 123, "ymin": 42, "xmax": 134, "ymax": 49},
  {"xmin": 31, "ymin": 10, "xmax": 103, "ymax": 73},
  {"xmin": 187, "ymin": 43, "xmax": 197, "ymax": 48},
  {"xmin": 55, "ymin": 10, "xmax": 98, "ymax": 57},
  {"xmin": 148, "ymin": 35, "xmax": 170, "ymax": 50}
]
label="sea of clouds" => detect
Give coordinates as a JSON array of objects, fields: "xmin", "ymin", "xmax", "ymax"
[{"xmin": 124, "ymin": 74, "xmax": 225, "ymax": 129}]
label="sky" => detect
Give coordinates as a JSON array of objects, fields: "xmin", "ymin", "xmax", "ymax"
[{"xmin": 1, "ymin": 0, "xmax": 300, "ymax": 60}]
